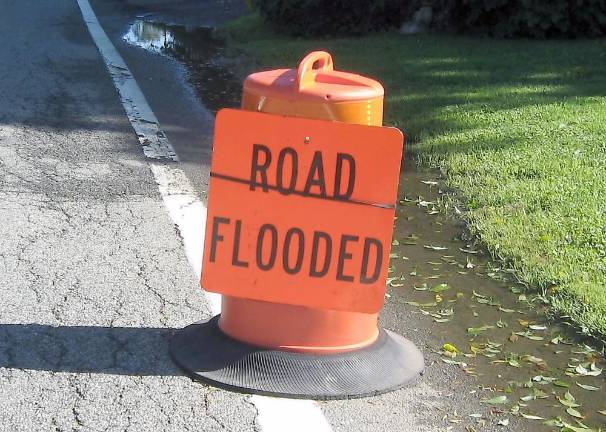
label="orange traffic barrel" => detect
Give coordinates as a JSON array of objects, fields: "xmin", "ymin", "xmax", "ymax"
[
  {"xmin": 219, "ymin": 52, "xmax": 384, "ymax": 353},
  {"xmin": 170, "ymin": 51, "xmax": 424, "ymax": 399}
]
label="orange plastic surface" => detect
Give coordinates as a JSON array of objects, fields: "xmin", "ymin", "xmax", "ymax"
[
  {"xmin": 201, "ymin": 108, "xmax": 403, "ymax": 314},
  {"xmin": 241, "ymin": 92, "xmax": 384, "ymax": 126},
  {"xmin": 219, "ymin": 297, "xmax": 379, "ymax": 353},
  {"xmin": 243, "ymin": 51, "xmax": 384, "ymax": 104}
]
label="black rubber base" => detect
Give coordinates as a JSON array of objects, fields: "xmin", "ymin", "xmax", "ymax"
[{"xmin": 170, "ymin": 316, "xmax": 424, "ymax": 400}]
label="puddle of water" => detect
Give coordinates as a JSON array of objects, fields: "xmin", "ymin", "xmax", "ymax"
[
  {"xmin": 124, "ymin": 19, "xmax": 606, "ymax": 431},
  {"xmin": 394, "ymin": 168, "xmax": 605, "ymax": 431},
  {"xmin": 123, "ymin": 20, "xmax": 241, "ymax": 113}
]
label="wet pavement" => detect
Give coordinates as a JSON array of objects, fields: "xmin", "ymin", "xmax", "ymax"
[
  {"xmin": 121, "ymin": 16, "xmax": 606, "ymax": 432},
  {"xmin": 123, "ymin": 20, "xmax": 241, "ymax": 113}
]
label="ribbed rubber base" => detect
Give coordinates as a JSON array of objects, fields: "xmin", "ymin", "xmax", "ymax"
[{"xmin": 170, "ymin": 316, "xmax": 424, "ymax": 400}]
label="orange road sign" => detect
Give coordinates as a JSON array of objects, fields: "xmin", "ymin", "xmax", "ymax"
[{"xmin": 202, "ymin": 109, "xmax": 404, "ymax": 314}]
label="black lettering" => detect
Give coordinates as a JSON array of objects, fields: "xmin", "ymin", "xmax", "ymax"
[
  {"xmin": 209, "ymin": 217, "xmax": 230, "ymax": 262},
  {"xmin": 276, "ymin": 147, "xmax": 298, "ymax": 194},
  {"xmin": 360, "ymin": 238, "xmax": 383, "ymax": 284},
  {"xmin": 309, "ymin": 231, "xmax": 332, "ymax": 277},
  {"xmin": 250, "ymin": 144, "xmax": 271, "ymax": 192},
  {"xmin": 231, "ymin": 220, "xmax": 249, "ymax": 267},
  {"xmin": 336, "ymin": 234, "xmax": 358, "ymax": 282},
  {"xmin": 283, "ymin": 228, "xmax": 304, "ymax": 275},
  {"xmin": 303, "ymin": 151, "xmax": 327, "ymax": 197},
  {"xmin": 334, "ymin": 153, "xmax": 356, "ymax": 200},
  {"xmin": 256, "ymin": 224, "xmax": 278, "ymax": 271}
]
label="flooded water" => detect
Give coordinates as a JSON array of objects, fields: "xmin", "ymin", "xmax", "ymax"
[
  {"xmin": 124, "ymin": 19, "xmax": 606, "ymax": 431},
  {"xmin": 396, "ymin": 169, "xmax": 605, "ymax": 431},
  {"xmin": 123, "ymin": 20, "xmax": 241, "ymax": 112}
]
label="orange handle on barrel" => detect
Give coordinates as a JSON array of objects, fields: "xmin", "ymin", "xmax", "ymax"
[{"xmin": 297, "ymin": 51, "xmax": 334, "ymax": 91}]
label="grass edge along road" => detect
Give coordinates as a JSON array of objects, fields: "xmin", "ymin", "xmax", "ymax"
[{"xmin": 218, "ymin": 15, "xmax": 606, "ymax": 338}]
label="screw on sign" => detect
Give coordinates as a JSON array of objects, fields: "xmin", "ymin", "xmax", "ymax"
[{"xmin": 170, "ymin": 52, "xmax": 424, "ymax": 400}]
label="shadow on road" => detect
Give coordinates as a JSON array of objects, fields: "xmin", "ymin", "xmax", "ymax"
[{"xmin": 0, "ymin": 324, "xmax": 185, "ymax": 376}]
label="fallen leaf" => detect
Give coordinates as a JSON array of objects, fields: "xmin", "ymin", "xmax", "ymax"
[
  {"xmin": 441, "ymin": 358, "xmax": 466, "ymax": 366},
  {"xmin": 575, "ymin": 382, "xmax": 599, "ymax": 391},
  {"xmin": 430, "ymin": 283, "xmax": 450, "ymax": 293},
  {"xmin": 459, "ymin": 248, "xmax": 478, "ymax": 254},
  {"xmin": 559, "ymin": 422, "xmax": 591, "ymax": 432},
  {"xmin": 566, "ymin": 407, "xmax": 584, "ymax": 419},
  {"xmin": 520, "ymin": 413, "xmax": 544, "ymax": 420},
  {"xmin": 505, "ymin": 359, "xmax": 521, "ymax": 368},
  {"xmin": 467, "ymin": 325, "xmax": 495, "ymax": 336},
  {"xmin": 424, "ymin": 244, "xmax": 448, "ymax": 251},
  {"xmin": 575, "ymin": 363, "xmax": 602, "ymax": 377},
  {"xmin": 522, "ymin": 355, "xmax": 546, "ymax": 366},
  {"xmin": 510, "ymin": 405, "xmax": 520, "ymax": 414},
  {"xmin": 482, "ymin": 395, "xmax": 508, "ymax": 405},
  {"xmin": 443, "ymin": 343, "xmax": 459, "ymax": 353},
  {"xmin": 515, "ymin": 331, "xmax": 544, "ymax": 341},
  {"xmin": 532, "ymin": 375, "xmax": 557, "ymax": 384},
  {"xmin": 418, "ymin": 302, "xmax": 438, "ymax": 307},
  {"xmin": 558, "ymin": 396, "xmax": 580, "ymax": 408}
]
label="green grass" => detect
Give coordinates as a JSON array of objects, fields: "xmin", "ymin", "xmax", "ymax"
[{"xmin": 219, "ymin": 15, "xmax": 606, "ymax": 336}]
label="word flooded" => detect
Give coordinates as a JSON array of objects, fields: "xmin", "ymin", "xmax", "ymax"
[{"xmin": 208, "ymin": 217, "xmax": 384, "ymax": 284}]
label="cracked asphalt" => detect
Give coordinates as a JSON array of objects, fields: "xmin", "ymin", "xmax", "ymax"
[{"xmin": 0, "ymin": 1, "xmax": 257, "ymax": 430}]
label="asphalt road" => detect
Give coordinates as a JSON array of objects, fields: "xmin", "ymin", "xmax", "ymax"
[
  {"xmin": 0, "ymin": 1, "xmax": 255, "ymax": 430},
  {"xmin": 0, "ymin": 0, "xmax": 518, "ymax": 431}
]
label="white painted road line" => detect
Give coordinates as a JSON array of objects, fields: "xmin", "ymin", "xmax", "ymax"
[
  {"xmin": 76, "ymin": 0, "xmax": 177, "ymax": 161},
  {"xmin": 149, "ymin": 163, "xmax": 222, "ymax": 312},
  {"xmin": 75, "ymin": 0, "xmax": 334, "ymax": 430},
  {"xmin": 251, "ymin": 396, "xmax": 333, "ymax": 432}
]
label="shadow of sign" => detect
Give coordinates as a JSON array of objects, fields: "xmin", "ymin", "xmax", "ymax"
[{"xmin": 0, "ymin": 324, "xmax": 189, "ymax": 376}]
